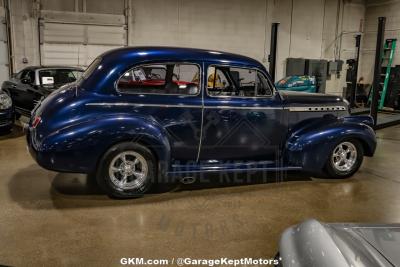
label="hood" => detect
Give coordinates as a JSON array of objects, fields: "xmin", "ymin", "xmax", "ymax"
[
  {"xmin": 279, "ymin": 219, "xmax": 400, "ymax": 267},
  {"xmin": 279, "ymin": 90, "xmax": 345, "ymax": 105}
]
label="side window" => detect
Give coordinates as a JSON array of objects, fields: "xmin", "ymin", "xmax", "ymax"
[
  {"xmin": 207, "ymin": 66, "xmax": 273, "ymax": 97},
  {"xmin": 208, "ymin": 66, "xmax": 273, "ymax": 97},
  {"xmin": 207, "ymin": 66, "xmax": 231, "ymax": 95},
  {"xmin": 232, "ymin": 67, "xmax": 256, "ymax": 97},
  {"xmin": 16, "ymin": 70, "xmax": 26, "ymax": 79},
  {"xmin": 21, "ymin": 70, "xmax": 35, "ymax": 84},
  {"xmin": 117, "ymin": 63, "xmax": 200, "ymax": 95},
  {"xmin": 256, "ymin": 72, "xmax": 273, "ymax": 96}
]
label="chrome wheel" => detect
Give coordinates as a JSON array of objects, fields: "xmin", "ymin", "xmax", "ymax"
[
  {"xmin": 331, "ymin": 142, "xmax": 358, "ymax": 172},
  {"xmin": 108, "ymin": 151, "xmax": 148, "ymax": 190}
]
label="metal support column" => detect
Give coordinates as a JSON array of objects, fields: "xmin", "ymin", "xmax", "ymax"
[
  {"xmin": 269, "ymin": 23, "xmax": 279, "ymax": 83},
  {"xmin": 370, "ymin": 17, "xmax": 386, "ymax": 126},
  {"xmin": 350, "ymin": 34, "xmax": 361, "ymax": 107}
]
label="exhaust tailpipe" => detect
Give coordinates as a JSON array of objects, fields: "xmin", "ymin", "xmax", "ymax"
[{"xmin": 180, "ymin": 176, "xmax": 196, "ymax": 185}]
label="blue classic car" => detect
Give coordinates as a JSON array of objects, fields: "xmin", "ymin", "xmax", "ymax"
[{"xmin": 27, "ymin": 47, "xmax": 376, "ymax": 198}]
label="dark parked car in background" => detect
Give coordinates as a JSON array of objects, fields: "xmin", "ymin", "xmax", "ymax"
[
  {"xmin": 1, "ymin": 66, "xmax": 83, "ymax": 117},
  {"xmin": 277, "ymin": 219, "xmax": 400, "ymax": 267},
  {"xmin": 0, "ymin": 90, "xmax": 14, "ymax": 133}
]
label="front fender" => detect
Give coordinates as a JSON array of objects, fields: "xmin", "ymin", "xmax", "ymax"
[
  {"xmin": 285, "ymin": 116, "xmax": 376, "ymax": 174},
  {"xmin": 39, "ymin": 114, "xmax": 171, "ymax": 174}
]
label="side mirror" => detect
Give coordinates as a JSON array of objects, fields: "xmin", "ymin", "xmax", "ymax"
[{"xmin": 21, "ymin": 78, "xmax": 31, "ymax": 84}]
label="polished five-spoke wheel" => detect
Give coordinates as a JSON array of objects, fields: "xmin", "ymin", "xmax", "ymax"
[
  {"xmin": 331, "ymin": 142, "xmax": 357, "ymax": 172},
  {"xmin": 109, "ymin": 151, "xmax": 148, "ymax": 190},
  {"xmin": 97, "ymin": 142, "xmax": 156, "ymax": 198},
  {"xmin": 325, "ymin": 139, "xmax": 364, "ymax": 178}
]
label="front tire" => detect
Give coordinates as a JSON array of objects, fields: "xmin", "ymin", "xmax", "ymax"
[
  {"xmin": 325, "ymin": 139, "xmax": 364, "ymax": 178},
  {"xmin": 96, "ymin": 142, "xmax": 156, "ymax": 198}
]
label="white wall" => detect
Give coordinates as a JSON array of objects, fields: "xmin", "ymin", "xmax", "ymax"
[
  {"xmin": 7, "ymin": 0, "xmax": 368, "ymax": 96},
  {"xmin": 129, "ymin": 0, "xmax": 271, "ymax": 65},
  {"xmin": 361, "ymin": 0, "xmax": 400, "ymax": 84},
  {"xmin": 9, "ymin": 0, "xmax": 40, "ymax": 72},
  {"xmin": 270, "ymin": 0, "xmax": 365, "ymax": 95}
]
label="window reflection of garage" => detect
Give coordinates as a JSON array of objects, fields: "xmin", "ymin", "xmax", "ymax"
[{"xmin": 39, "ymin": 10, "xmax": 127, "ymax": 67}]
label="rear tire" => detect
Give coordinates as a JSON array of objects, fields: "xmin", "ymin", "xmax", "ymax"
[
  {"xmin": 96, "ymin": 142, "xmax": 156, "ymax": 198},
  {"xmin": 325, "ymin": 139, "xmax": 364, "ymax": 178}
]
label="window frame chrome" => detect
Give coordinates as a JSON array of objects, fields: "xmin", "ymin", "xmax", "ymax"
[
  {"xmin": 205, "ymin": 64, "xmax": 275, "ymax": 99},
  {"xmin": 115, "ymin": 62, "xmax": 202, "ymax": 97}
]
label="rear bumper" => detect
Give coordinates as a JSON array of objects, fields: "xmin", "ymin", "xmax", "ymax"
[{"xmin": 26, "ymin": 129, "xmax": 52, "ymax": 171}]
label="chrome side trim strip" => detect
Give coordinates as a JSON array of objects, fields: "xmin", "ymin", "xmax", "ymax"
[
  {"xmin": 85, "ymin": 103, "xmax": 202, "ymax": 109},
  {"xmin": 288, "ymin": 106, "xmax": 347, "ymax": 112},
  {"xmin": 205, "ymin": 105, "xmax": 282, "ymax": 110},
  {"xmin": 86, "ymin": 102, "xmax": 283, "ymax": 110},
  {"xmin": 86, "ymin": 102, "xmax": 346, "ymax": 111}
]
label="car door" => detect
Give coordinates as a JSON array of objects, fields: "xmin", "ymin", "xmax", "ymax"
[
  {"xmin": 199, "ymin": 65, "xmax": 287, "ymax": 163},
  {"xmin": 116, "ymin": 62, "xmax": 203, "ymax": 163},
  {"xmin": 8, "ymin": 69, "xmax": 37, "ymax": 115},
  {"xmin": 19, "ymin": 70, "xmax": 40, "ymax": 112}
]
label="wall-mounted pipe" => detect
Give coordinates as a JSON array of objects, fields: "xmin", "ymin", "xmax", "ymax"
[{"xmin": 4, "ymin": 0, "xmax": 13, "ymax": 75}]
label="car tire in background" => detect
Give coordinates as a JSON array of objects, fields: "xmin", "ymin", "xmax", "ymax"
[
  {"xmin": 96, "ymin": 142, "xmax": 156, "ymax": 198},
  {"xmin": 325, "ymin": 139, "xmax": 364, "ymax": 179}
]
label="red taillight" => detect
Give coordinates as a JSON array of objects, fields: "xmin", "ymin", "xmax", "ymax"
[{"xmin": 32, "ymin": 116, "xmax": 41, "ymax": 128}]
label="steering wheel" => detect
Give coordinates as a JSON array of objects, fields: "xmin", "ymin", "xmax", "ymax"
[{"xmin": 149, "ymin": 73, "xmax": 161, "ymax": 79}]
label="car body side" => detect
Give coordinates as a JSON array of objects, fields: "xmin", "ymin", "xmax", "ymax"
[{"xmin": 27, "ymin": 47, "xmax": 377, "ymax": 178}]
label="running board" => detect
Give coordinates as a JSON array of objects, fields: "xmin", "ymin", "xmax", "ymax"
[{"xmin": 167, "ymin": 161, "xmax": 301, "ymax": 175}]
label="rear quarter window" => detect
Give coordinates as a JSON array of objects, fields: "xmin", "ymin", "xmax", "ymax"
[{"xmin": 117, "ymin": 63, "xmax": 200, "ymax": 96}]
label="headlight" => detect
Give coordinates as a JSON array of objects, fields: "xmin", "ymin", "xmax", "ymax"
[{"xmin": 0, "ymin": 93, "xmax": 12, "ymax": 110}]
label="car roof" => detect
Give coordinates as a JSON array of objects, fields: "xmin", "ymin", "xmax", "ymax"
[
  {"xmin": 21, "ymin": 66, "xmax": 84, "ymax": 71},
  {"xmin": 101, "ymin": 46, "xmax": 265, "ymax": 69},
  {"xmin": 82, "ymin": 46, "xmax": 268, "ymax": 93}
]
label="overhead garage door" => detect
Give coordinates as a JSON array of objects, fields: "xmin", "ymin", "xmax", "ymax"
[{"xmin": 39, "ymin": 20, "xmax": 127, "ymax": 67}]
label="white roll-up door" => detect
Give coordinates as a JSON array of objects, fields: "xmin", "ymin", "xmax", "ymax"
[{"xmin": 39, "ymin": 12, "xmax": 127, "ymax": 67}]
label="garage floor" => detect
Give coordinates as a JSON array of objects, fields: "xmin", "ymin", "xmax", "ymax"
[{"xmin": 0, "ymin": 125, "xmax": 399, "ymax": 266}]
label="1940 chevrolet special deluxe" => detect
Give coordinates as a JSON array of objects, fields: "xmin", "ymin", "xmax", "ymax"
[{"xmin": 27, "ymin": 47, "xmax": 376, "ymax": 198}]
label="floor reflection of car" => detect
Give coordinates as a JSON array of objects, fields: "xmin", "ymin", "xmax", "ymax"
[
  {"xmin": 0, "ymin": 90, "xmax": 13, "ymax": 133},
  {"xmin": 277, "ymin": 219, "xmax": 400, "ymax": 267},
  {"xmin": 1, "ymin": 66, "xmax": 83, "ymax": 117}
]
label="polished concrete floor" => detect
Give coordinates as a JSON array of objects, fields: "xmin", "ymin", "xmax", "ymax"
[{"xmin": 0, "ymin": 125, "xmax": 400, "ymax": 266}]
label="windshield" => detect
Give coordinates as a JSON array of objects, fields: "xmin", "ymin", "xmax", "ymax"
[{"xmin": 39, "ymin": 69, "xmax": 83, "ymax": 87}]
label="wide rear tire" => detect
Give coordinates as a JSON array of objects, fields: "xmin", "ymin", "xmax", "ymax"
[{"xmin": 96, "ymin": 142, "xmax": 156, "ymax": 198}]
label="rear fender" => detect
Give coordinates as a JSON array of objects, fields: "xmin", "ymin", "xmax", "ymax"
[
  {"xmin": 285, "ymin": 115, "xmax": 376, "ymax": 174},
  {"xmin": 40, "ymin": 114, "xmax": 171, "ymax": 174}
]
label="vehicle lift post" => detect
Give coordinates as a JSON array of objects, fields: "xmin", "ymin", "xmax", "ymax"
[
  {"xmin": 269, "ymin": 23, "xmax": 279, "ymax": 83},
  {"xmin": 350, "ymin": 34, "xmax": 361, "ymax": 108},
  {"xmin": 370, "ymin": 17, "xmax": 386, "ymax": 126}
]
